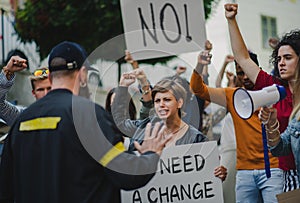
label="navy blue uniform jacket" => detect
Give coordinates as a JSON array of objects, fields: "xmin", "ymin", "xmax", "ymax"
[{"xmin": 0, "ymin": 89, "xmax": 159, "ymax": 203}]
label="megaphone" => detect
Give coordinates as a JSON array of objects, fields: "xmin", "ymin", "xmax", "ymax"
[{"xmin": 233, "ymin": 84, "xmax": 287, "ymax": 119}]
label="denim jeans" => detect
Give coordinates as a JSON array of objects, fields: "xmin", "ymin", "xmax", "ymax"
[{"xmin": 236, "ymin": 169, "xmax": 283, "ymax": 203}]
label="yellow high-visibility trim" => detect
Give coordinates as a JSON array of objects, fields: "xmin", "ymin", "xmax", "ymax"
[
  {"xmin": 99, "ymin": 142, "xmax": 126, "ymax": 167},
  {"xmin": 19, "ymin": 117, "xmax": 61, "ymax": 131}
]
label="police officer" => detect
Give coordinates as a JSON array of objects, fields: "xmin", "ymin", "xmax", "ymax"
[{"xmin": 0, "ymin": 41, "xmax": 170, "ymax": 203}]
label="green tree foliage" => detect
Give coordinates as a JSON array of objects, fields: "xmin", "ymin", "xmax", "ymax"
[{"xmin": 15, "ymin": 0, "xmax": 219, "ymax": 64}]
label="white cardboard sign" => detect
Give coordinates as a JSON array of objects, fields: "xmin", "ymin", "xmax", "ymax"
[
  {"xmin": 121, "ymin": 141, "xmax": 224, "ymax": 203},
  {"xmin": 120, "ymin": 0, "xmax": 207, "ymax": 60}
]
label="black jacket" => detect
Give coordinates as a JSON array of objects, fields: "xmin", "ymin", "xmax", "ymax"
[{"xmin": 0, "ymin": 89, "xmax": 159, "ymax": 203}]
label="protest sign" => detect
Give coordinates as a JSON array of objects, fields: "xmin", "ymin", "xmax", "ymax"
[
  {"xmin": 121, "ymin": 141, "xmax": 223, "ymax": 203},
  {"xmin": 120, "ymin": 0, "xmax": 207, "ymax": 60},
  {"xmin": 277, "ymin": 188, "xmax": 300, "ymax": 203}
]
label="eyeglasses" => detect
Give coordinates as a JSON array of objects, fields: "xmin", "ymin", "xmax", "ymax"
[
  {"xmin": 236, "ymin": 71, "xmax": 245, "ymax": 76},
  {"xmin": 33, "ymin": 69, "xmax": 49, "ymax": 77}
]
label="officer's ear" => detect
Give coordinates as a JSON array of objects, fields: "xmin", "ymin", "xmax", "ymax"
[{"xmin": 79, "ymin": 66, "xmax": 87, "ymax": 87}]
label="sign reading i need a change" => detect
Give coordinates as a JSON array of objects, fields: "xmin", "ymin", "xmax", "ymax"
[
  {"xmin": 121, "ymin": 141, "xmax": 224, "ymax": 203},
  {"xmin": 120, "ymin": 0, "xmax": 207, "ymax": 60}
]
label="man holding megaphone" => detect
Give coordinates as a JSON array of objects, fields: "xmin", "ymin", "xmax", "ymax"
[{"xmin": 190, "ymin": 51, "xmax": 283, "ymax": 203}]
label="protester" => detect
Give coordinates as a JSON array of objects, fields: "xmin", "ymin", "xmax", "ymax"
[
  {"xmin": 29, "ymin": 68, "xmax": 52, "ymax": 98},
  {"xmin": 0, "ymin": 41, "xmax": 171, "ymax": 202},
  {"xmin": 225, "ymin": 3, "xmax": 300, "ymax": 192},
  {"xmin": 105, "ymin": 87, "xmax": 137, "ymax": 149},
  {"xmin": 5, "ymin": 49, "xmax": 29, "ymax": 70},
  {"xmin": 105, "ymin": 87, "xmax": 137, "ymax": 120},
  {"xmin": 258, "ymin": 59, "xmax": 300, "ymax": 185},
  {"xmin": 190, "ymin": 50, "xmax": 283, "ymax": 202},
  {"xmin": 0, "ymin": 56, "xmax": 51, "ymax": 126},
  {"xmin": 0, "ymin": 51, "xmax": 97, "ymax": 126},
  {"xmin": 124, "ymin": 50, "xmax": 206, "ymax": 131},
  {"xmin": 213, "ymin": 54, "xmax": 242, "ymax": 203},
  {"xmin": 215, "ymin": 54, "xmax": 242, "ymax": 88},
  {"xmin": 0, "ymin": 56, "xmax": 51, "ymax": 159},
  {"xmin": 112, "ymin": 71, "xmax": 227, "ymax": 181}
]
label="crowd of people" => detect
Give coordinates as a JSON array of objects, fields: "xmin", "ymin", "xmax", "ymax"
[{"xmin": 0, "ymin": 3, "xmax": 299, "ymax": 203}]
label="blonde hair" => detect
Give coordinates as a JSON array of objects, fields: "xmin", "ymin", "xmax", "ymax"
[
  {"xmin": 151, "ymin": 78, "xmax": 187, "ymax": 117},
  {"xmin": 29, "ymin": 67, "xmax": 49, "ymax": 90},
  {"xmin": 152, "ymin": 79, "xmax": 186, "ymax": 103}
]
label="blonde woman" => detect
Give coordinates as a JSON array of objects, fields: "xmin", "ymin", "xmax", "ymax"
[{"xmin": 112, "ymin": 70, "xmax": 227, "ymax": 181}]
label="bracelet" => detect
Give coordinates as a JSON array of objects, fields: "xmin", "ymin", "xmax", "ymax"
[
  {"xmin": 269, "ymin": 119, "xmax": 279, "ymax": 129},
  {"xmin": 266, "ymin": 120, "xmax": 279, "ymax": 133},
  {"xmin": 141, "ymin": 86, "xmax": 151, "ymax": 95},
  {"xmin": 2, "ymin": 66, "xmax": 14, "ymax": 80},
  {"xmin": 268, "ymin": 134, "xmax": 281, "ymax": 143}
]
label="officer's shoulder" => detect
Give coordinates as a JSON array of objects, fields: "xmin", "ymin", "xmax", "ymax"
[{"xmin": 73, "ymin": 95, "xmax": 107, "ymax": 113}]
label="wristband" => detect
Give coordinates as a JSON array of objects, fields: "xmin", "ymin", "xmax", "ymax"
[
  {"xmin": 269, "ymin": 120, "xmax": 279, "ymax": 129},
  {"xmin": 139, "ymin": 82, "xmax": 152, "ymax": 94},
  {"xmin": 2, "ymin": 66, "xmax": 14, "ymax": 80},
  {"xmin": 268, "ymin": 134, "xmax": 281, "ymax": 143},
  {"xmin": 266, "ymin": 120, "xmax": 279, "ymax": 133},
  {"xmin": 141, "ymin": 87, "xmax": 151, "ymax": 95}
]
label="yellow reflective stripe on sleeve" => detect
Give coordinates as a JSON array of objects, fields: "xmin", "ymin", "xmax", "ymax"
[
  {"xmin": 99, "ymin": 141, "xmax": 126, "ymax": 167},
  {"xmin": 19, "ymin": 117, "xmax": 61, "ymax": 131}
]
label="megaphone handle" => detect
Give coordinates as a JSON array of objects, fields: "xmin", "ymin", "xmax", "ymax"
[{"xmin": 261, "ymin": 123, "xmax": 271, "ymax": 178}]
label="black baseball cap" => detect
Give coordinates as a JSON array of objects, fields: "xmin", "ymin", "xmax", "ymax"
[{"xmin": 48, "ymin": 41, "xmax": 90, "ymax": 72}]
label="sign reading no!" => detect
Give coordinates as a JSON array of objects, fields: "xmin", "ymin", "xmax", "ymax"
[{"xmin": 120, "ymin": 0, "xmax": 207, "ymax": 60}]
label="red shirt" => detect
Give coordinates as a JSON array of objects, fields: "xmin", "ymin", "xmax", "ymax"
[{"xmin": 255, "ymin": 70, "xmax": 296, "ymax": 170}]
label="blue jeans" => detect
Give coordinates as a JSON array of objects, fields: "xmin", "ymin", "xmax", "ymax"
[{"xmin": 236, "ymin": 169, "xmax": 283, "ymax": 203}]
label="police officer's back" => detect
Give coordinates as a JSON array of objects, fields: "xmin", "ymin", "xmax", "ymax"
[{"xmin": 0, "ymin": 41, "xmax": 168, "ymax": 203}]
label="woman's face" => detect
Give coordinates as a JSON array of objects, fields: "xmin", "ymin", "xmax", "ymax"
[
  {"xmin": 277, "ymin": 45, "xmax": 299, "ymax": 81},
  {"xmin": 154, "ymin": 90, "xmax": 182, "ymax": 120}
]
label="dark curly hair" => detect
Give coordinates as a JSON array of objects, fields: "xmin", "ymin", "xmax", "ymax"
[{"xmin": 271, "ymin": 29, "xmax": 300, "ymax": 79}]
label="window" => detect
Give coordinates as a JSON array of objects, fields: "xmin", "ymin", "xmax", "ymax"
[{"xmin": 261, "ymin": 15, "xmax": 277, "ymax": 49}]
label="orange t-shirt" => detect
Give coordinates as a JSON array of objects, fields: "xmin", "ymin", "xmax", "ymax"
[{"xmin": 190, "ymin": 71, "xmax": 278, "ymax": 170}]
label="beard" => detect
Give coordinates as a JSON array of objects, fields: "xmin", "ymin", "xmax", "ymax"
[{"xmin": 243, "ymin": 80, "xmax": 255, "ymax": 90}]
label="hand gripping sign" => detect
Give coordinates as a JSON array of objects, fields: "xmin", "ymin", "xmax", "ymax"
[{"xmin": 121, "ymin": 141, "xmax": 224, "ymax": 203}]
